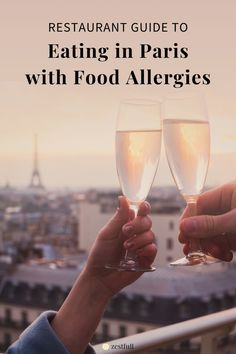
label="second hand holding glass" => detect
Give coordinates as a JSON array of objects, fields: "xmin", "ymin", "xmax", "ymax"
[{"xmin": 106, "ymin": 99, "xmax": 161, "ymax": 272}]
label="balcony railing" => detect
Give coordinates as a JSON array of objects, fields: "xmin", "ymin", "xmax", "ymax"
[{"xmin": 94, "ymin": 308, "xmax": 236, "ymax": 354}]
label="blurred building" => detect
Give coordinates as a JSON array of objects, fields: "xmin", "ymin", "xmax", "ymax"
[
  {"xmin": 0, "ymin": 186, "xmax": 236, "ymax": 353},
  {"xmin": 0, "ymin": 262, "xmax": 236, "ymax": 351},
  {"xmin": 0, "ymin": 189, "xmax": 79, "ymax": 260}
]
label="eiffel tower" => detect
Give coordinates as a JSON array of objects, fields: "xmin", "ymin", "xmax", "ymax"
[{"xmin": 29, "ymin": 134, "xmax": 44, "ymax": 190}]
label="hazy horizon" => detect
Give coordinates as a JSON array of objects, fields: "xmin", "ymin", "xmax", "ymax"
[{"xmin": 1, "ymin": 149, "xmax": 235, "ymax": 189}]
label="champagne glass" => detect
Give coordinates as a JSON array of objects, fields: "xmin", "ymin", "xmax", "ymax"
[
  {"xmin": 106, "ymin": 99, "xmax": 161, "ymax": 272},
  {"xmin": 162, "ymin": 91, "xmax": 219, "ymax": 266}
]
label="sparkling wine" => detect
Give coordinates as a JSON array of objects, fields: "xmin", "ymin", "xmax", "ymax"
[
  {"xmin": 163, "ymin": 119, "xmax": 210, "ymax": 198},
  {"xmin": 116, "ymin": 130, "xmax": 161, "ymax": 203}
]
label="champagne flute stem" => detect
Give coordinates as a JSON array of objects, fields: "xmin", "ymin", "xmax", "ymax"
[
  {"xmin": 123, "ymin": 202, "xmax": 139, "ymax": 263},
  {"xmin": 130, "ymin": 202, "xmax": 139, "ymax": 216},
  {"xmin": 185, "ymin": 198, "xmax": 203, "ymax": 256}
]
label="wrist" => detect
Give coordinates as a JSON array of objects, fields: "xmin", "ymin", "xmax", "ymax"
[{"xmin": 79, "ymin": 269, "xmax": 113, "ymax": 303}]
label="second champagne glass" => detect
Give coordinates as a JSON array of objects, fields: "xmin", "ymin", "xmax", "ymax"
[
  {"xmin": 106, "ymin": 99, "xmax": 161, "ymax": 272},
  {"xmin": 162, "ymin": 92, "xmax": 219, "ymax": 266}
]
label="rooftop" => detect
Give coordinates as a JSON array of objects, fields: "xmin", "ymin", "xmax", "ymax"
[
  {"xmin": 124, "ymin": 263, "xmax": 236, "ymax": 300},
  {"xmin": 1, "ymin": 261, "xmax": 236, "ymax": 300}
]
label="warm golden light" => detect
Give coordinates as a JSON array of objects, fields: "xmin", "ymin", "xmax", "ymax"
[{"xmin": 0, "ymin": 0, "xmax": 235, "ymax": 187}]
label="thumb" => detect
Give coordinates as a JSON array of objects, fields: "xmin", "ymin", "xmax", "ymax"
[
  {"xmin": 99, "ymin": 196, "xmax": 130, "ymax": 239},
  {"xmin": 180, "ymin": 209, "xmax": 236, "ymax": 238}
]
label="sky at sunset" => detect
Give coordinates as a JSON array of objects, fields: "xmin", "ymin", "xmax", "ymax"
[{"xmin": 1, "ymin": 0, "xmax": 235, "ymax": 188}]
